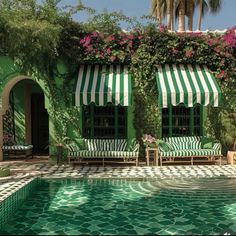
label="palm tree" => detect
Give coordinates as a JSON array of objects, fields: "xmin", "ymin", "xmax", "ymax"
[
  {"xmin": 151, "ymin": 0, "xmax": 162, "ymax": 25},
  {"xmin": 166, "ymin": 0, "xmax": 174, "ymax": 30},
  {"xmin": 177, "ymin": 0, "xmax": 185, "ymax": 31},
  {"xmin": 151, "ymin": 0, "xmax": 174, "ymax": 30},
  {"xmin": 186, "ymin": 0, "xmax": 195, "ymax": 31},
  {"xmin": 197, "ymin": 0, "xmax": 222, "ymax": 31}
]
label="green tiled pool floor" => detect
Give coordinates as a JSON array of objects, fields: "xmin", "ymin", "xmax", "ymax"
[{"xmin": 1, "ymin": 178, "xmax": 236, "ymax": 235}]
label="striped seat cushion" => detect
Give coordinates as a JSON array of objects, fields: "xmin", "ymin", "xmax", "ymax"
[
  {"xmin": 2, "ymin": 145, "xmax": 33, "ymax": 150},
  {"xmin": 161, "ymin": 149, "xmax": 221, "ymax": 157},
  {"xmin": 69, "ymin": 150, "xmax": 139, "ymax": 158}
]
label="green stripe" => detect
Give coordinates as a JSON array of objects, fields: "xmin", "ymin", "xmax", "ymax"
[
  {"xmin": 184, "ymin": 64, "xmax": 196, "ymax": 105},
  {"xmin": 209, "ymin": 70, "xmax": 222, "ymax": 105},
  {"xmin": 161, "ymin": 65, "xmax": 171, "ymax": 107},
  {"xmin": 176, "ymin": 64, "xmax": 188, "ymax": 106},
  {"xmin": 80, "ymin": 65, "xmax": 88, "ymax": 106},
  {"xmin": 112, "ymin": 65, "xmax": 117, "ymax": 104},
  {"xmin": 128, "ymin": 66, "xmax": 132, "ymax": 105},
  {"xmin": 192, "ymin": 65, "xmax": 205, "ymax": 105},
  {"xmin": 95, "ymin": 65, "xmax": 103, "ymax": 106},
  {"xmin": 200, "ymin": 64, "xmax": 214, "ymax": 104},
  {"xmin": 169, "ymin": 65, "xmax": 180, "ymax": 105},
  {"xmin": 87, "ymin": 65, "xmax": 95, "ymax": 104},
  {"xmin": 103, "ymin": 65, "xmax": 110, "ymax": 105},
  {"xmin": 120, "ymin": 65, "xmax": 124, "ymax": 106}
]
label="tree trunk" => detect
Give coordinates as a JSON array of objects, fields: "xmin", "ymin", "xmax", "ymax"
[
  {"xmin": 187, "ymin": 0, "xmax": 194, "ymax": 31},
  {"xmin": 156, "ymin": 0, "xmax": 162, "ymax": 25},
  {"xmin": 178, "ymin": 0, "xmax": 185, "ymax": 32},
  {"xmin": 167, "ymin": 0, "xmax": 174, "ymax": 30},
  {"xmin": 197, "ymin": 0, "xmax": 203, "ymax": 31}
]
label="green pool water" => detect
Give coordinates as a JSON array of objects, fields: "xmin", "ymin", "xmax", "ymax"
[{"xmin": 1, "ymin": 177, "xmax": 236, "ymax": 235}]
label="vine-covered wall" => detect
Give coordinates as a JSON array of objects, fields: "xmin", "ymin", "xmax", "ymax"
[{"xmin": 0, "ymin": 9, "xmax": 236, "ymax": 157}]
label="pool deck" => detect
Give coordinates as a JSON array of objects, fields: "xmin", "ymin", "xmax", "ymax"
[{"xmin": 1, "ymin": 157, "xmax": 236, "ymax": 194}]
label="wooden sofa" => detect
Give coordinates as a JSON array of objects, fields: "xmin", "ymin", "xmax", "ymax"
[
  {"xmin": 158, "ymin": 136, "xmax": 222, "ymax": 166},
  {"xmin": 67, "ymin": 139, "xmax": 140, "ymax": 166}
]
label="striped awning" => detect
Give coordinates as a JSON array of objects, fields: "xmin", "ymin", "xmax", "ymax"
[
  {"xmin": 156, "ymin": 64, "xmax": 222, "ymax": 108},
  {"xmin": 75, "ymin": 65, "xmax": 132, "ymax": 106}
]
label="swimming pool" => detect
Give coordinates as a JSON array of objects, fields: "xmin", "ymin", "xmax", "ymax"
[{"xmin": 1, "ymin": 177, "xmax": 236, "ymax": 235}]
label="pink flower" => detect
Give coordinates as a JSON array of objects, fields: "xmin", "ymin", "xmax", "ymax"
[
  {"xmin": 119, "ymin": 40, "xmax": 126, "ymax": 46},
  {"xmin": 128, "ymin": 41, "xmax": 133, "ymax": 48},
  {"xmin": 216, "ymin": 70, "xmax": 225, "ymax": 79},
  {"xmin": 185, "ymin": 49, "xmax": 193, "ymax": 58},
  {"xmin": 126, "ymin": 34, "xmax": 134, "ymax": 40},
  {"xmin": 110, "ymin": 56, "xmax": 116, "ymax": 62},
  {"xmin": 159, "ymin": 24, "xmax": 167, "ymax": 32},
  {"xmin": 106, "ymin": 35, "xmax": 115, "ymax": 42},
  {"xmin": 172, "ymin": 48, "xmax": 179, "ymax": 55},
  {"xmin": 105, "ymin": 48, "xmax": 111, "ymax": 54},
  {"xmin": 99, "ymin": 52, "xmax": 104, "ymax": 59},
  {"xmin": 91, "ymin": 31, "xmax": 98, "ymax": 37}
]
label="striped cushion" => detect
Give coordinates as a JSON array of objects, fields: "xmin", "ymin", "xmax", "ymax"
[
  {"xmin": 69, "ymin": 150, "xmax": 139, "ymax": 158},
  {"xmin": 85, "ymin": 139, "xmax": 127, "ymax": 151},
  {"xmin": 2, "ymin": 145, "xmax": 33, "ymax": 150},
  {"xmin": 161, "ymin": 149, "xmax": 220, "ymax": 157},
  {"xmin": 188, "ymin": 141, "xmax": 201, "ymax": 149}
]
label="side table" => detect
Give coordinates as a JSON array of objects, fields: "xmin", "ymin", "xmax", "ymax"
[{"xmin": 145, "ymin": 147, "xmax": 159, "ymax": 166}]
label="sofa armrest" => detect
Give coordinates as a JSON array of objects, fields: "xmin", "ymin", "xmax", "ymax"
[
  {"xmin": 212, "ymin": 142, "xmax": 221, "ymax": 152},
  {"xmin": 66, "ymin": 143, "xmax": 80, "ymax": 153},
  {"xmin": 132, "ymin": 142, "xmax": 140, "ymax": 152}
]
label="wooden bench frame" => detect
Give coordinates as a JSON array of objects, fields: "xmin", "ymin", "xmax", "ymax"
[{"xmin": 159, "ymin": 154, "xmax": 222, "ymax": 166}]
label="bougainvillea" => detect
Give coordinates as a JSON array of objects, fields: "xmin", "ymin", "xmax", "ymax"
[{"xmin": 78, "ymin": 30, "xmax": 143, "ymax": 64}]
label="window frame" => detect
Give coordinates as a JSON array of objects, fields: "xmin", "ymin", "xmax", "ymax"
[
  {"xmin": 161, "ymin": 104, "xmax": 203, "ymax": 137},
  {"xmin": 82, "ymin": 103, "xmax": 127, "ymax": 139}
]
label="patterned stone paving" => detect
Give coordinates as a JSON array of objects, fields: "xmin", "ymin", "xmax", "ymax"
[{"xmin": 1, "ymin": 161, "xmax": 236, "ymax": 194}]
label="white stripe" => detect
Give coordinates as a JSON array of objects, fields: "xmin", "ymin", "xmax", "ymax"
[
  {"xmin": 203, "ymin": 65, "xmax": 219, "ymax": 107},
  {"xmin": 99, "ymin": 65, "xmax": 106, "ymax": 106},
  {"xmin": 196, "ymin": 65, "xmax": 210, "ymax": 105},
  {"xmin": 172, "ymin": 64, "xmax": 184, "ymax": 104},
  {"xmin": 75, "ymin": 65, "xmax": 84, "ymax": 106},
  {"xmin": 165, "ymin": 64, "xmax": 176, "ymax": 106},
  {"xmin": 158, "ymin": 66, "xmax": 168, "ymax": 108},
  {"xmin": 187, "ymin": 64, "xmax": 201, "ymax": 104},
  {"xmin": 123, "ymin": 65, "xmax": 129, "ymax": 106},
  {"xmin": 90, "ymin": 65, "xmax": 99, "ymax": 103},
  {"xmin": 179, "ymin": 64, "xmax": 193, "ymax": 107},
  {"xmin": 115, "ymin": 65, "xmax": 120, "ymax": 105},
  {"xmin": 107, "ymin": 65, "xmax": 113, "ymax": 103},
  {"xmin": 83, "ymin": 65, "xmax": 91, "ymax": 105}
]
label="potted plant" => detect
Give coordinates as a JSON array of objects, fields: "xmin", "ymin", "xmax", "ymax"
[
  {"xmin": 53, "ymin": 134, "xmax": 71, "ymax": 165},
  {"xmin": 142, "ymin": 134, "xmax": 158, "ymax": 148}
]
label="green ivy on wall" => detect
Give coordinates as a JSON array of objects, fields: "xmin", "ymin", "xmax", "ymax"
[{"xmin": 0, "ymin": 1, "xmax": 236, "ymax": 153}]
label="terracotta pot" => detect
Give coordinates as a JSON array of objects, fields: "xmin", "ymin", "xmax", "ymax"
[{"xmin": 227, "ymin": 151, "xmax": 236, "ymax": 165}]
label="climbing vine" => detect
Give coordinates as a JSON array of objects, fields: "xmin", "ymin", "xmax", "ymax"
[{"xmin": 0, "ymin": 1, "xmax": 236, "ymax": 153}]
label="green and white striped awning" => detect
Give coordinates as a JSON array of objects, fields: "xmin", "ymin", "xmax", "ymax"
[
  {"xmin": 75, "ymin": 65, "xmax": 132, "ymax": 106},
  {"xmin": 156, "ymin": 64, "xmax": 222, "ymax": 108}
]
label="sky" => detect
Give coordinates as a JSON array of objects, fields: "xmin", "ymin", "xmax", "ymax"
[{"xmin": 58, "ymin": 0, "xmax": 236, "ymax": 31}]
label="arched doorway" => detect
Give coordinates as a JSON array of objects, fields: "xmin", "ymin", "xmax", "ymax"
[{"xmin": 0, "ymin": 76, "xmax": 49, "ymax": 161}]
